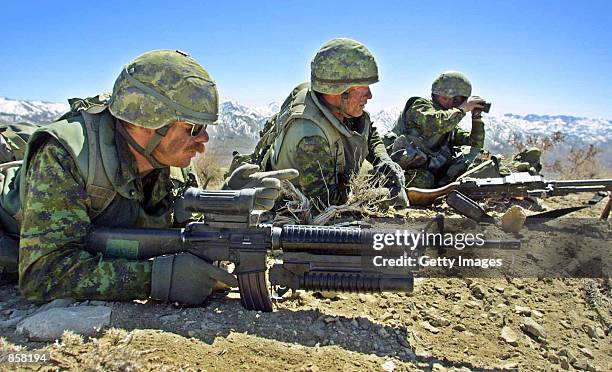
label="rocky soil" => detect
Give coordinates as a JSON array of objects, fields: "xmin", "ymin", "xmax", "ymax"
[{"xmin": 0, "ymin": 194, "xmax": 610, "ymax": 371}]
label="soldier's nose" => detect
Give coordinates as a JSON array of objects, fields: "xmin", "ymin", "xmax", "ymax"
[{"xmin": 193, "ymin": 129, "xmax": 209, "ymax": 143}]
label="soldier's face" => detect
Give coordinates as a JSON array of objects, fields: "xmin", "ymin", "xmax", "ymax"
[
  {"xmin": 435, "ymin": 95, "xmax": 466, "ymax": 110},
  {"xmin": 153, "ymin": 121, "xmax": 209, "ymax": 167},
  {"xmin": 344, "ymin": 86, "xmax": 372, "ymax": 117}
]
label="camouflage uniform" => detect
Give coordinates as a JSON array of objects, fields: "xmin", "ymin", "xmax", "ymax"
[
  {"xmin": 269, "ymin": 84, "xmax": 389, "ymax": 205},
  {"xmin": 1, "ymin": 50, "xmax": 221, "ymax": 303},
  {"xmin": 388, "ymin": 71, "xmax": 541, "ymax": 188},
  {"xmin": 257, "ymin": 39, "xmax": 405, "ymax": 207},
  {"xmin": 19, "ymin": 132, "xmax": 160, "ymax": 301}
]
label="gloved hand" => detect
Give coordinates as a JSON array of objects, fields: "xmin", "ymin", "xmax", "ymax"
[
  {"xmin": 459, "ymin": 96, "xmax": 485, "ymax": 113},
  {"xmin": 150, "ymin": 253, "xmax": 238, "ymax": 305},
  {"xmin": 376, "ymin": 156, "xmax": 405, "ymax": 189},
  {"xmin": 388, "ymin": 186, "xmax": 409, "ymax": 209},
  {"xmin": 253, "ymin": 180, "xmax": 281, "ymax": 211},
  {"xmin": 223, "ymin": 164, "xmax": 299, "ymax": 190}
]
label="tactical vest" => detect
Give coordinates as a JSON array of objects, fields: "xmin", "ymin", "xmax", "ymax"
[
  {"xmin": 389, "ymin": 97, "xmax": 455, "ymax": 174},
  {"xmin": 261, "ymin": 83, "xmax": 371, "ymax": 178},
  {"xmin": 0, "ymin": 98, "xmax": 188, "ymax": 276}
]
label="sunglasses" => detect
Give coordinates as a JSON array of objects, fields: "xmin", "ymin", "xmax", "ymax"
[{"xmin": 186, "ymin": 122, "xmax": 207, "ymax": 136}]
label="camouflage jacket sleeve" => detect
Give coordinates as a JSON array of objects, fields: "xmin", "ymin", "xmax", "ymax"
[
  {"xmin": 453, "ymin": 116, "xmax": 485, "ymax": 148},
  {"xmin": 406, "ymin": 98, "xmax": 466, "ymax": 137},
  {"xmin": 366, "ymin": 124, "xmax": 389, "ymax": 165},
  {"xmin": 19, "ymin": 138, "xmax": 152, "ymax": 302}
]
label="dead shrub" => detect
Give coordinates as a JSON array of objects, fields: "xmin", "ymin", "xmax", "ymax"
[{"xmin": 192, "ymin": 147, "xmax": 226, "ymax": 189}]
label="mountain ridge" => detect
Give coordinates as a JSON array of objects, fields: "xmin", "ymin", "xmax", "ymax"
[{"xmin": 2, "ymin": 96, "xmax": 610, "ymax": 167}]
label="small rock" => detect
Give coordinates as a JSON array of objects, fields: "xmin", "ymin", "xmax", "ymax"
[
  {"xmin": 350, "ymin": 319, "xmax": 358, "ymax": 328},
  {"xmin": 500, "ymin": 326, "xmax": 519, "ymax": 346},
  {"xmin": 187, "ymin": 331, "xmax": 195, "ymax": 337},
  {"xmin": 594, "ymin": 326, "xmax": 605, "ymax": 338},
  {"xmin": 560, "ymin": 320, "xmax": 571, "ymax": 329},
  {"xmin": 16, "ymin": 306, "xmax": 111, "ymax": 341},
  {"xmin": 381, "ymin": 360, "xmax": 396, "ymax": 372},
  {"xmin": 511, "ymin": 279, "xmax": 525, "ymax": 290},
  {"xmin": 381, "ymin": 312, "xmax": 393, "ymax": 321},
  {"xmin": 579, "ymin": 347, "xmax": 594, "ymax": 359},
  {"xmin": 532, "ymin": 310, "xmax": 543, "ymax": 318},
  {"xmin": 431, "ymin": 363, "xmax": 447, "ymax": 372},
  {"xmin": 514, "ymin": 305, "xmax": 532, "ymax": 316},
  {"xmin": 571, "ymin": 359, "xmax": 588, "ymax": 370},
  {"xmin": 558, "ymin": 349, "xmax": 577, "ymax": 364},
  {"xmin": 471, "ymin": 285, "xmax": 486, "ymax": 300},
  {"xmin": 421, "ymin": 321, "xmax": 440, "ymax": 334},
  {"xmin": 520, "ymin": 317, "xmax": 546, "ymax": 339},
  {"xmin": 501, "ymin": 205, "xmax": 526, "ymax": 233},
  {"xmin": 559, "ymin": 356, "xmax": 570, "ymax": 370},
  {"xmin": 453, "ymin": 324, "xmax": 466, "ymax": 332},
  {"xmin": 548, "ymin": 352, "xmax": 560, "ymax": 364},
  {"xmin": 494, "ymin": 286, "xmax": 505, "ymax": 293},
  {"xmin": 323, "ymin": 316, "xmax": 337, "ymax": 324},
  {"xmin": 586, "ymin": 362, "xmax": 598, "ymax": 372}
]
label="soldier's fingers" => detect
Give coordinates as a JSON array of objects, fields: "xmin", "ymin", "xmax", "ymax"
[
  {"xmin": 234, "ymin": 163, "xmax": 260, "ymax": 177},
  {"xmin": 254, "ymin": 198, "xmax": 275, "ymax": 211},
  {"xmin": 252, "ymin": 168, "xmax": 299, "ymax": 181},
  {"xmin": 255, "ymin": 187, "xmax": 280, "ymax": 200},
  {"xmin": 259, "ymin": 178, "xmax": 281, "ymax": 189}
]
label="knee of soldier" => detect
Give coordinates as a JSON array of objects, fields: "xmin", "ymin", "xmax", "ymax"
[{"xmin": 18, "ymin": 274, "xmax": 48, "ymax": 303}]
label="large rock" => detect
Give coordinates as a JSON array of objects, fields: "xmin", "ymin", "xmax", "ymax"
[
  {"xmin": 501, "ymin": 205, "xmax": 526, "ymax": 233},
  {"xmin": 500, "ymin": 326, "xmax": 519, "ymax": 346},
  {"xmin": 16, "ymin": 306, "xmax": 111, "ymax": 341},
  {"xmin": 520, "ymin": 317, "xmax": 546, "ymax": 340}
]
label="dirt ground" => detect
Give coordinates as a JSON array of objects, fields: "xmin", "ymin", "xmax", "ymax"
[{"xmin": 0, "ymin": 194, "xmax": 610, "ymax": 371}]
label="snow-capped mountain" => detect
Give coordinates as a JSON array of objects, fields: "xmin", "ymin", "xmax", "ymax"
[
  {"xmin": 0, "ymin": 97, "xmax": 69, "ymax": 124},
  {"xmin": 370, "ymin": 107, "xmax": 612, "ymax": 168},
  {"xmin": 1, "ymin": 96, "xmax": 610, "ymax": 167}
]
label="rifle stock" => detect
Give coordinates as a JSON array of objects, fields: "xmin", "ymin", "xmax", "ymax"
[{"xmin": 407, "ymin": 182, "xmax": 459, "ymax": 206}]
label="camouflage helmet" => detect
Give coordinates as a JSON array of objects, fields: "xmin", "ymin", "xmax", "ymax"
[
  {"xmin": 431, "ymin": 71, "xmax": 472, "ymax": 97},
  {"xmin": 311, "ymin": 38, "xmax": 379, "ymax": 95},
  {"xmin": 109, "ymin": 50, "xmax": 219, "ymax": 129}
]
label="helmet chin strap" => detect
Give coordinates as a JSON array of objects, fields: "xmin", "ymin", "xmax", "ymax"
[{"xmin": 116, "ymin": 121, "xmax": 170, "ymax": 169}]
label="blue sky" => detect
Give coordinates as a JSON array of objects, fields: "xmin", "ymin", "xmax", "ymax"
[{"xmin": 1, "ymin": 1, "xmax": 611, "ymax": 118}]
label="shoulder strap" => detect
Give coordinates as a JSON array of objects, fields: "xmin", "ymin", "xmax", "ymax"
[{"xmin": 80, "ymin": 111, "xmax": 117, "ymax": 218}]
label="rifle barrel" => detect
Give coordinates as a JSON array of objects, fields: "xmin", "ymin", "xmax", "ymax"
[{"xmin": 551, "ymin": 179, "xmax": 612, "ymax": 187}]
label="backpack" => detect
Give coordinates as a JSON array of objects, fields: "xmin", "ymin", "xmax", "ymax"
[{"xmin": 0, "ymin": 122, "xmax": 41, "ymax": 280}]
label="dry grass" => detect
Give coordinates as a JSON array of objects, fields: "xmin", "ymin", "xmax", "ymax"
[
  {"xmin": 509, "ymin": 131, "xmax": 610, "ymax": 179},
  {"xmin": 275, "ymin": 172, "xmax": 392, "ymax": 225}
]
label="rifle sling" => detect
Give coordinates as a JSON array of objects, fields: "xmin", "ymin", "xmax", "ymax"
[{"xmin": 524, "ymin": 191, "xmax": 609, "ymax": 225}]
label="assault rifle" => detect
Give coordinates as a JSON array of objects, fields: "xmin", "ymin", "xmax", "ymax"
[
  {"xmin": 407, "ymin": 172, "xmax": 612, "ymax": 206},
  {"xmin": 86, "ymin": 188, "xmax": 519, "ymax": 312}
]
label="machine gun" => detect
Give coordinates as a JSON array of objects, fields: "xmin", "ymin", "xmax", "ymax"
[
  {"xmin": 86, "ymin": 188, "xmax": 519, "ymax": 312},
  {"xmin": 407, "ymin": 172, "xmax": 612, "ymax": 206}
]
